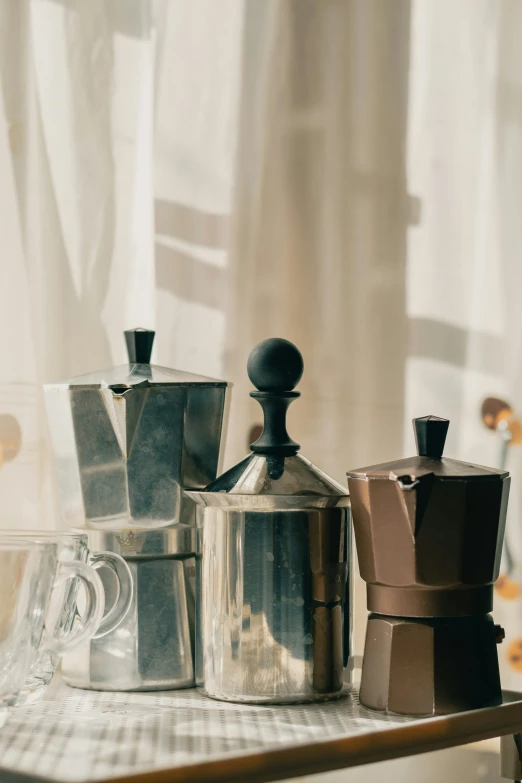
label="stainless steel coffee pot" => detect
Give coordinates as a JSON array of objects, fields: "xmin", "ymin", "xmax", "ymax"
[
  {"xmin": 44, "ymin": 329, "xmax": 229, "ymax": 690},
  {"xmin": 187, "ymin": 338, "xmax": 352, "ymax": 704},
  {"xmin": 44, "ymin": 328, "xmax": 229, "ymax": 531}
]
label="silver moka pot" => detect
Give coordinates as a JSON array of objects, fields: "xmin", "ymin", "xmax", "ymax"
[
  {"xmin": 187, "ymin": 338, "xmax": 352, "ymax": 704},
  {"xmin": 44, "ymin": 328, "xmax": 229, "ymax": 690}
]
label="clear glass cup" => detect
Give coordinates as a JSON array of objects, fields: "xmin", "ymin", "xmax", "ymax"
[
  {"xmin": 0, "ymin": 531, "xmax": 133, "ymax": 703},
  {"xmin": 0, "ymin": 539, "xmax": 103, "ymax": 723}
]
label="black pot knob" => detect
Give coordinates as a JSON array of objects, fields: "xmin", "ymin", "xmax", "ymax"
[
  {"xmin": 414, "ymin": 415, "xmax": 449, "ymax": 459},
  {"xmin": 124, "ymin": 328, "xmax": 155, "ymax": 364},
  {"xmin": 247, "ymin": 338, "xmax": 304, "ymax": 456}
]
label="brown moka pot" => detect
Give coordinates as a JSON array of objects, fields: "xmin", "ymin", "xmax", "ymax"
[{"xmin": 347, "ymin": 415, "xmax": 510, "ymax": 716}]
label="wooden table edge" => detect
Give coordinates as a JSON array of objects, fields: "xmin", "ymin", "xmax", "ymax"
[{"xmin": 99, "ymin": 696, "xmax": 522, "ymax": 783}]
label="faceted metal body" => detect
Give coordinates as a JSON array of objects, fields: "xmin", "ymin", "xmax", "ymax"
[
  {"xmin": 44, "ymin": 364, "xmax": 228, "ymax": 530},
  {"xmin": 188, "ymin": 453, "xmax": 353, "ymax": 704},
  {"xmin": 45, "ymin": 356, "xmax": 229, "ymax": 691},
  {"xmin": 348, "ymin": 458, "xmax": 510, "ymax": 617},
  {"xmin": 360, "ymin": 613, "xmax": 502, "ymax": 716},
  {"xmin": 62, "ymin": 535, "xmax": 196, "ymax": 691},
  {"xmin": 348, "ymin": 422, "xmax": 511, "ymax": 716}
]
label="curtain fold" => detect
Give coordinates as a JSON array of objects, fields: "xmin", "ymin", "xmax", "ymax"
[{"xmin": 0, "ymin": 0, "xmax": 155, "ymax": 527}]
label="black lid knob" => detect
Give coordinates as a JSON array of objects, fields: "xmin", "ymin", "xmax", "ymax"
[
  {"xmin": 125, "ymin": 328, "xmax": 155, "ymax": 364},
  {"xmin": 247, "ymin": 338, "xmax": 303, "ymax": 456},
  {"xmin": 414, "ymin": 415, "xmax": 449, "ymax": 459},
  {"xmin": 247, "ymin": 338, "xmax": 304, "ymax": 391}
]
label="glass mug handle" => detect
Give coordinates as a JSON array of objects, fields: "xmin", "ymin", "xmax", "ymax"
[
  {"xmin": 44, "ymin": 561, "xmax": 105, "ymax": 655},
  {"xmin": 88, "ymin": 552, "xmax": 133, "ymax": 638}
]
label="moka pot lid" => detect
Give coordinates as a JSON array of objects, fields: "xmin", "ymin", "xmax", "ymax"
[
  {"xmin": 44, "ymin": 328, "xmax": 228, "ymax": 390},
  {"xmin": 348, "ymin": 416, "xmax": 508, "ymax": 483},
  {"xmin": 186, "ymin": 338, "xmax": 348, "ymax": 510}
]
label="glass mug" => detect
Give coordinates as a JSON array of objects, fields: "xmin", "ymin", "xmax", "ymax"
[
  {"xmin": 0, "ymin": 531, "xmax": 133, "ymax": 703},
  {"xmin": 0, "ymin": 539, "xmax": 103, "ymax": 721}
]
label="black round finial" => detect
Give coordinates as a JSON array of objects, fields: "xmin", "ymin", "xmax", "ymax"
[
  {"xmin": 247, "ymin": 338, "xmax": 304, "ymax": 392},
  {"xmin": 414, "ymin": 415, "xmax": 449, "ymax": 459},
  {"xmin": 125, "ymin": 328, "xmax": 155, "ymax": 364},
  {"xmin": 247, "ymin": 338, "xmax": 303, "ymax": 456}
]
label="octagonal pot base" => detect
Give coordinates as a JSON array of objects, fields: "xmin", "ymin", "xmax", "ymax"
[{"xmin": 360, "ymin": 613, "xmax": 503, "ymax": 716}]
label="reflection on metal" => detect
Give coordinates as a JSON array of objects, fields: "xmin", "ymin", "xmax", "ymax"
[
  {"xmin": 44, "ymin": 361, "xmax": 229, "ymax": 530},
  {"xmin": 188, "ymin": 454, "xmax": 353, "ymax": 704},
  {"xmin": 62, "ymin": 549, "xmax": 196, "ymax": 691},
  {"xmin": 47, "ymin": 329, "xmax": 229, "ymax": 691}
]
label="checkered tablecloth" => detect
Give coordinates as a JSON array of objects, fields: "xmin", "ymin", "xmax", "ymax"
[{"xmin": 0, "ymin": 679, "xmax": 410, "ymax": 782}]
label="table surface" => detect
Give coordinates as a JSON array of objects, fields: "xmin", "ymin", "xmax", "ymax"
[{"xmin": 1, "ymin": 680, "xmax": 522, "ymax": 783}]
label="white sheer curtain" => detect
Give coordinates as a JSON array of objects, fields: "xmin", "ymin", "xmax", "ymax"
[
  {"xmin": 406, "ymin": 0, "xmax": 522, "ymax": 694},
  {"xmin": 0, "ymin": 0, "xmax": 155, "ymax": 528},
  {"xmin": 1, "ymin": 0, "xmax": 522, "ymax": 777}
]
